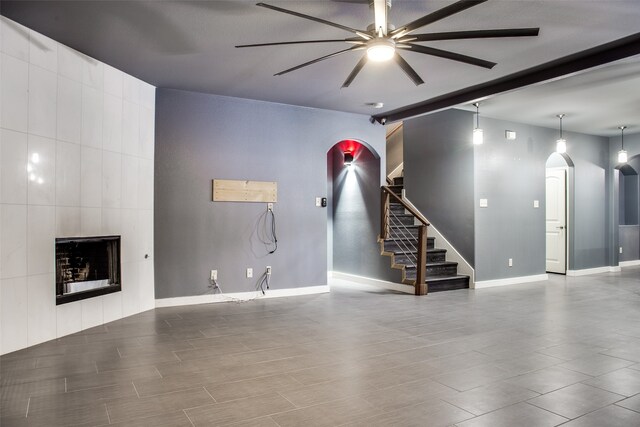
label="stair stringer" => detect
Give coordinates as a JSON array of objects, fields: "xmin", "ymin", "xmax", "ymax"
[
  {"xmin": 377, "ymin": 236, "xmax": 419, "ymax": 286},
  {"xmin": 402, "ymin": 195, "xmax": 475, "ymax": 287}
]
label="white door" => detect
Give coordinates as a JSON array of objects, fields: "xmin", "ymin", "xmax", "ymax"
[{"xmin": 546, "ymin": 168, "xmax": 566, "ymax": 273}]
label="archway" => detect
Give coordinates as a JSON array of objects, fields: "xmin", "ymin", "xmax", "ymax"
[
  {"xmin": 326, "ymin": 140, "xmax": 390, "ymax": 280},
  {"xmin": 545, "ymin": 152, "xmax": 574, "ymax": 274}
]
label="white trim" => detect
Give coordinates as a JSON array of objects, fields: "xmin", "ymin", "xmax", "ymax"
[
  {"xmin": 402, "ymin": 196, "xmax": 475, "ymax": 286},
  {"xmin": 620, "ymin": 260, "xmax": 640, "ymax": 267},
  {"xmin": 330, "ymin": 271, "xmax": 415, "ymax": 294},
  {"xmin": 566, "ymin": 266, "xmax": 621, "ymax": 276},
  {"xmin": 388, "ymin": 162, "xmax": 404, "ymax": 181},
  {"xmin": 155, "ymin": 285, "xmax": 330, "ymax": 308},
  {"xmin": 474, "ymin": 274, "xmax": 548, "ymax": 289}
]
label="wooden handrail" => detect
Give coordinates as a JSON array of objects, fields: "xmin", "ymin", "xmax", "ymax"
[
  {"xmin": 380, "ymin": 185, "xmax": 429, "ymax": 295},
  {"xmin": 381, "ymin": 186, "xmax": 429, "ymax": 226}
]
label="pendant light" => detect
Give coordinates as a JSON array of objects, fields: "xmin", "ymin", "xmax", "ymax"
[
  {"xmin": 473, "ymin": 103, "xmax": 483, "ymax": 145},
  {"xmin": 556, "ymin": 114, "xmax": 567, "ymax": 154},
  {"xmin": 618, "ymin": 126, "xmax": 628, "ymax": 164}
]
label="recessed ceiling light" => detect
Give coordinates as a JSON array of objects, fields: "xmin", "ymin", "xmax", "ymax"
[{"xmin": 365, "ymin": 102, "xmax": 384, "ymax": 109}]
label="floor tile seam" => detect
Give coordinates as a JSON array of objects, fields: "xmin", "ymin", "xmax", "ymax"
[
  {"xmin": 596, "ymin": 349, "xmax": 640, "ymax": 363},
  {"xmin": 201, "ymin": 371, "xmax": 316, "ymax": 392},
  {"xmin": 183, "ymin": 408, "xmax": 196, "ymax": 426},
  {"xmin": 439, "ymin": 386, "xmax": 543, "ymax": 417},
  {"xmin": 202, "ymin": 385, "xmax": 217, "ymax": 403},
  {"xmin": 614, "ymin": 400, "xmax": 640, "ymax": 414},
  {"xmin": 525, "ymin": 387, "xmax": 627, "ymax": 419},
  {"xmin": 104, "ymin": 402, "xmax": 111, "ymax": 424}
]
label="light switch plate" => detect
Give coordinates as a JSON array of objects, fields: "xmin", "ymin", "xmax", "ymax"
[
  {"xmin": 315, "ymin": 197, "xmax": 322, "ymax": 207},
  {"xmin": 246, "ymin": 268, "xmax": 253, "ymax": 278},
  {"xmin": 479, "ymin": 198, "xmax": 488, "ymax": 208},
  {"xmin": 533, "ymin": 200, "xmax": 539, "ymax": 208}
]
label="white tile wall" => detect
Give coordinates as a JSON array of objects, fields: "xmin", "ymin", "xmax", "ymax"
[
  {"xmin": 1, "ymin": 129, "xmax": 28, "ymax": 204},
  {"xmin": 27, "ymin": 273, "xmax": 57, "ymax": 346},
  {"xmin": 1, "ymin": 53, "xmax": 29, "ymax": 132},
  {"xmin": 0, "ymin": 16, "xmax": 156, "ymax": 355},
  {"xmin": 1, "ymin": 276, "xmax": 28, "ymax": 353},
  {"xmin": 57, "ymin": 76, "xmax": 82, "ymax": 144},
  {"xmin": 28, "ymin": 65, "xmax": 57, "ymax": 139}
]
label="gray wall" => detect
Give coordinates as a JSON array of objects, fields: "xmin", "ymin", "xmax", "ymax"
[
  {"xmin": 403, "ymin": 109, "xmax": 475, "ymax": 265},
  {"xmin": 154, "ymin": 89, "xmax": 384, "ymax": 298},
  {"xmin": 403, "ymin": 108, "xmax": 612, "ymax": 282},
  {"xmin": 619, "ymin": 226, "xmax": 640, "ymax": 262},
  {"xmin": 609, "ymin": 132, "xmax": 640, "ymax": 265},
  {"xmin": 386, "ymin": 125, "xmax": 403, "ymax": 176},
  {"xmin": 331, "ymin": 144, "xmax": 401, "ymax": 282}
]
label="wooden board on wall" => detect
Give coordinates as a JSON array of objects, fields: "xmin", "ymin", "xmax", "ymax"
[{"xmin": 212, "ymin": 179, "xmax": 277, "ymax": 203}]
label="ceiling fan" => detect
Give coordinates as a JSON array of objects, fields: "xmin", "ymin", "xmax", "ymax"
[{"xmin": 236, "ymin": 0, "xmax": 539, "ymax": 87}]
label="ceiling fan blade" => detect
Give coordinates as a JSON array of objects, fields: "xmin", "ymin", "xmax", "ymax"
[
  {"xmin": 400, "ymin": 43, "xmax": 496, "ymax": 69},
  {"xmin": 373, "ymin": 0, "xmax": 388, "ymax": 36},
  {"xmin": 257, "ymin": 3, "xmax": 366, "ymax": 36},
  {"xmin": 392, "ymin": 0, "xmax": 488, "ymax": 37},
  {"xmin": 236, "ymin": 39, "xmax": 353, "ymax": 48},
  {"xmin": 275, "ymin": 46, "xmax": 363, "ymax": 76},
  {"xmin": 342, "ymin": 55, "xmax": 368, "ymax": 88},
  {"xmin": 407, "ymin": 28, "xmax": 540, "ymax": 42},
  {"xmin": 393, "ymin": 54, "xmax": 425, "ymax": 86}
]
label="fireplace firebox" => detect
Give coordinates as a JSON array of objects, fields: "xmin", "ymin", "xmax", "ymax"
[{"xmin": 55, "ymin": 236, "xmax": 121, "ymax": 305}]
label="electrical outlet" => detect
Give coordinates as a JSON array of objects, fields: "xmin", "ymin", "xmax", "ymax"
[
  {"xmin": 210, "ymin": 270, "xmax": 217, "ymax": 281},
  {"xmin": 620, "ymin": 247, "xmax": 623, "ymax": 254},
  {"xmin": 246, "ymin": 268, "xmax": 253, "ymax": 278},
  {"xmin": 508, "ymin": 258, "xmax": 513, "ymax": 267},
  {"xmin": 267, "ymin": 203, "xmax": 273, "ymax": 211},
  {"xmin": 266, "ymin": 266, "xmax": 272, "ymax": 275}
]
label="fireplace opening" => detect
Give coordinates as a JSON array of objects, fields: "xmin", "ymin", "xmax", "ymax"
[{"xmin": 55, "ymin": 235, "xmax": 121, "ymax": 305}]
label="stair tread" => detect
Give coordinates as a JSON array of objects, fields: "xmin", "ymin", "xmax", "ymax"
[{"xmin": 405, "ymin": 261, "xmax": 459, "ymax": 269}]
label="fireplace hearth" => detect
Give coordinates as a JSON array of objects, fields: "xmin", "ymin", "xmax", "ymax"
[{"xmin": 55, "ymin": 236, "xmax": 121, "ymax": 305}]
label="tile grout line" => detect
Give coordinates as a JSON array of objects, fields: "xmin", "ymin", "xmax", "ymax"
[
  {"xmin": 183, "ymin": 409, "xmax": 195, "ymax": 426},
  {"xmin": 202, "ymin": 386, "xmax": 217, "ymax": 403}
]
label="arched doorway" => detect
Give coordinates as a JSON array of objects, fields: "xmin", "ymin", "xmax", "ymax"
[
  {"xmin": 326, "ymin": 140, "xmax": 387, "ymax": 279},
  {"xmin": 545, "ymin": 152, "xmax": 574, "ymax": 274}
]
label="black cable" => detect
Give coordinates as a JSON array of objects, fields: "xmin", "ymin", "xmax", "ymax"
[
  {"xmin": 268, "ymin": 208, "xmax": 278, "ymax": 254},
  {"xmin": 259, "ymin": 273, "xmax": 269, "ymax": 295}
]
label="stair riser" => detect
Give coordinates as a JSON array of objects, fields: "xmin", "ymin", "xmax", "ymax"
[
  {"xmin": 394, "ymin": 252, "xmax": 446, "ymax": 265},
  {"xmin": 389, "ymin": 215, "xmax": 415, "ymax": 226},
  {"xmin": 427, "ymin": 252, "xmax": 447, "ymax": 263},
  {"xmin": 392, "ymin": 177, "xmax": 404, "ymax": 186},
  {"xmin": 427, "ymin": 277, "xmax": 470, "ymax": 292},
  {"xmin": 389, "ymin": 228, "xmax": 420, "ymax": 239},
  {"xmin": 426, "ymin": 264, "xmax": 459, "ymax": 277},
  {"xmin": 384, "ymin": 240, "xmax": 435, "ymax": 252}
]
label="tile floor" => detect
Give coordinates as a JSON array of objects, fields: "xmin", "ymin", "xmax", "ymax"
[{"xmin": 2, "ymin": 268, "xmax": 640, "ymax": 426}]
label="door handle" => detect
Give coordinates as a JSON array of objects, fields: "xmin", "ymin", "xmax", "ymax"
[{"xmin": 557, "ymin": 226, "xmax": 564, "ymax": 230}]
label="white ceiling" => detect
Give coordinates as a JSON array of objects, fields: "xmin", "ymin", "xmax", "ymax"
[
  {"xmin": 2, "ymin": 0, "xmax": 639, "ymax": 123},
  {"xmin": 456, "ymin": 54, "xmax": 640, "ymax": 137}
]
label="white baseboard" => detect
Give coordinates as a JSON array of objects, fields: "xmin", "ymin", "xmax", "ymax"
[
  {"xmin": 620, "ymin": 260, "xmax": 640, "ymax": 268},
  {"xmin": 330, "ymin": 271, "xmax": 415, "ymax": 294},
  {"xmin": 474, "ymin": 274, "xmax": 548, "ymax": 289},
  {"xmin": 566, "ymin": 266, "xmax": 620, "ymax": 276},
  {"xmin": 155, "ymin": 285, "xmax": 330, "ymax": 308}
]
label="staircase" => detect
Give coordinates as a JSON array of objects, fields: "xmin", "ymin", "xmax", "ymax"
[{"xmin": 379, "ymin": 176, "xmax": 470, "ymax": 294}]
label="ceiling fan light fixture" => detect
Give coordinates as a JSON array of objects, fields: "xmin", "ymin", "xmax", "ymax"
[{"xmin": 367, "ymin": 38, "xmax": 396, "ymax": 62}]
